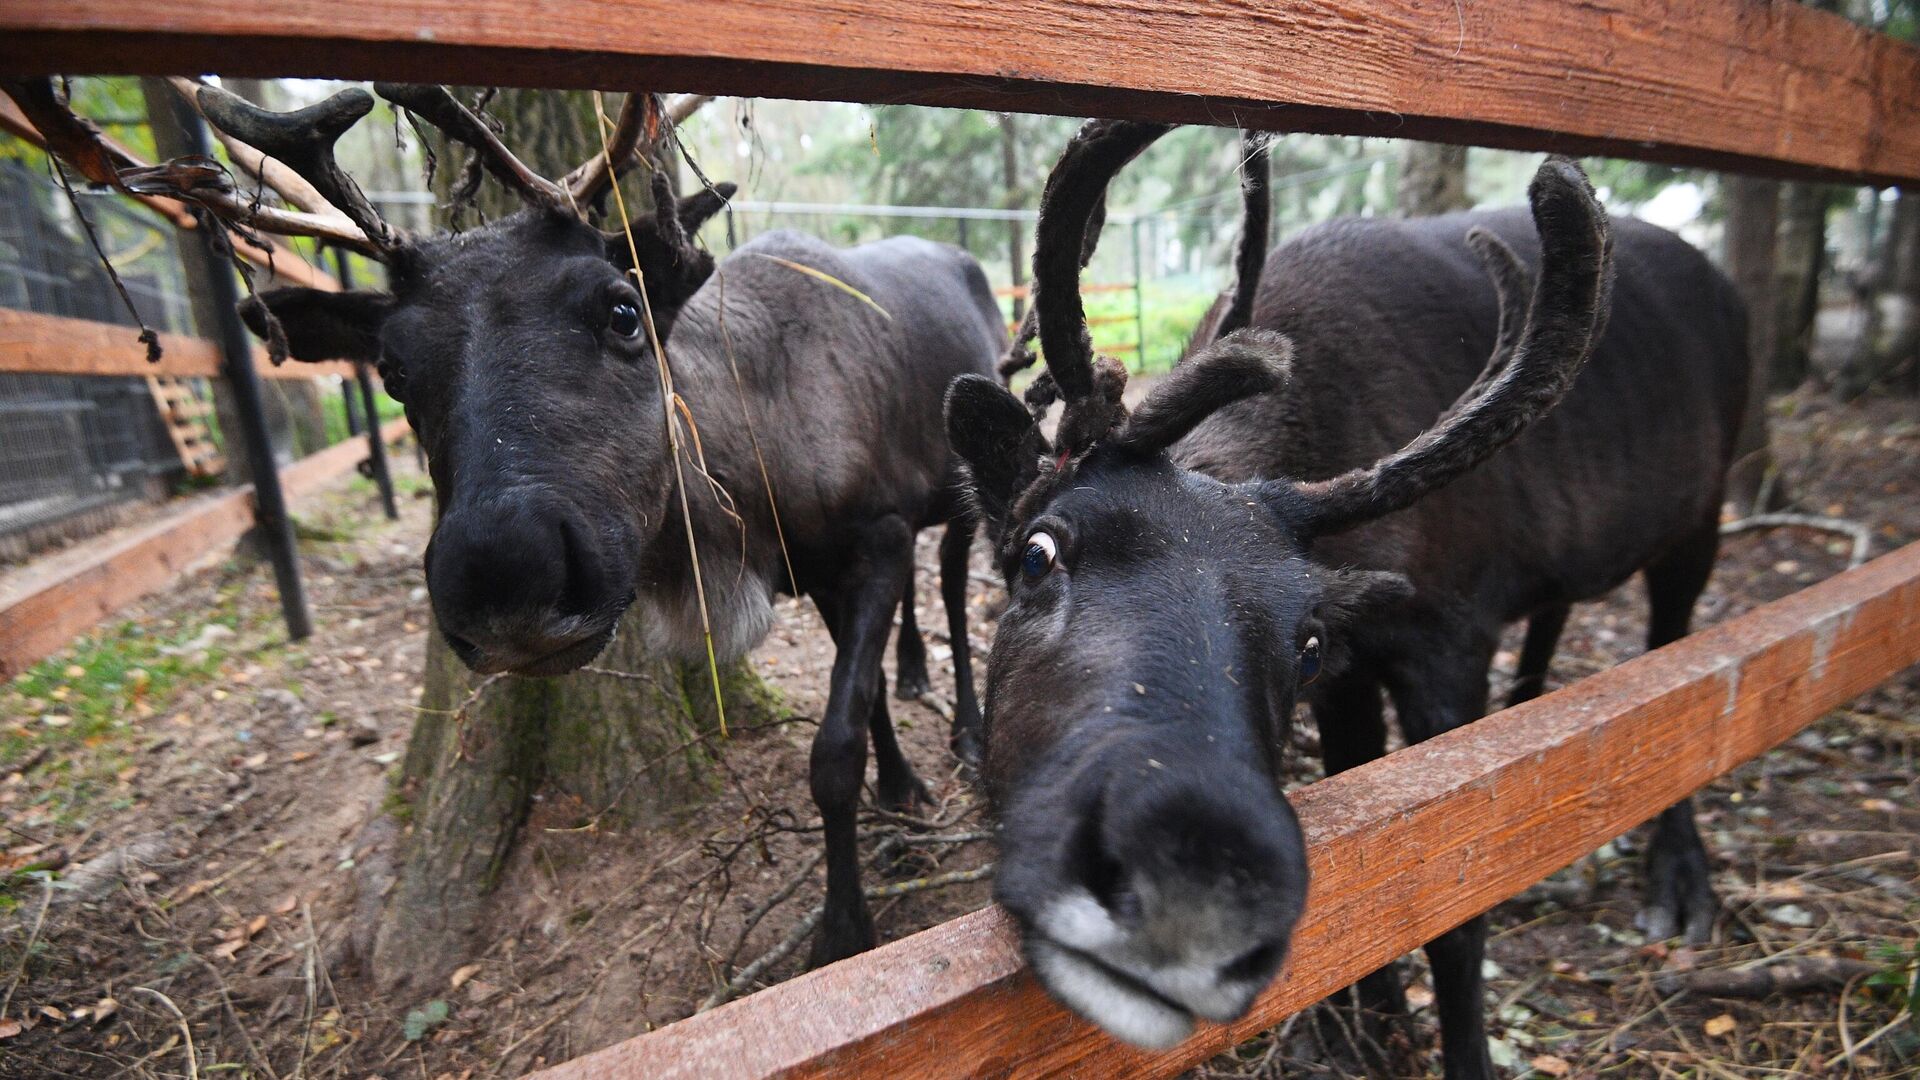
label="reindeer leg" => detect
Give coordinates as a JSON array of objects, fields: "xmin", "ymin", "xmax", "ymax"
[
  {"xmin": 1312, "ymin": 673, "xmax": 1411, "ymax": 1074},
  {"xmin": 894, "ymin": 558, "xmax": 932, "ymax": 700},
  {"xmin": 1506, "ymin": 602, "xmax": 1569, "ymax": 706},
  {"xmin": 808, "ymin": 516, "xmax": 915, "ymax": 967},
  {"xmin": 940, "ymin": 515, "xmax": 984, "ymax": 766},
  {"xmin": 1638, "ymin": 521, "xmax": 1720, "ymax": 945},
  {"xmin": 1388, "ymin": 634, "xmax": 1497, "ymax": 1080}
]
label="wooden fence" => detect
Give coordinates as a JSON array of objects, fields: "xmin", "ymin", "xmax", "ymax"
[
  {"xmin": 0, "ymin": 416, "xmax": 409, "ymax": 678},
  {"xmin": 1, "ymin": 1, "xmax": 1917, "ymax": 1076},
  {"xmin": 530, "ymin": 539, "xmax": 1920, "ymax": 1080}
]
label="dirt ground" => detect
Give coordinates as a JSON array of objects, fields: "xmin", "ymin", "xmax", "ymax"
[{"xmin": 2, "ymin": 389, "xmax": 1916, "ymax": 1079}]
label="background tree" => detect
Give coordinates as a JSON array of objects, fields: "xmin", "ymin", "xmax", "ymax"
[
  {"xmin": 1720, "ymin": 173, "xmax": 1784, "ymax": 511},
  {"xmin": 1396, "ymin": 141, "xmax": 1471, "ymax": 216},
  {"xmin": 360, "ymin": 87, "xmax": 775, "ymax": 992}
]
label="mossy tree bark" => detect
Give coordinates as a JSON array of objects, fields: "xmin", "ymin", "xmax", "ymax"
[
  {"xmin": 363, "ymin": 88, "xmax": 776, "ymax": 992},
  {"xmin": 1396, "ymin": 141, "xmax": 1471, "ymax": 217},
  {"xmin": 369, "ymin": 612, "xmax": 772, "ymax": 991}
]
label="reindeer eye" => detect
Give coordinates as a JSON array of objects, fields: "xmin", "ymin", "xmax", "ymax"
[
  {"xmin": 1298, "ymin": 635, "xmax": 1322, "ymax": 686},
  {"xmin": 608, "ymin": 301, "xmax": 643, "ymax": 339},
  {"xmin": 377, "ymin": 355, "xmax": 409, "ymax": 402},
  {"xmin": 1021, "ymin": 532, "xmax": 1057, "ymax": 580}
]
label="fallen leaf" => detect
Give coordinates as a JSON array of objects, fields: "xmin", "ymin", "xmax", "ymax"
[
  {"xmin": 449, "ymin": 963, "xmax": 482, "ymax": 991},
  {"xmin": 1861, "ymin": 798, "xmax": 1898, "ymax": 813},
  {"xmin": 273, "ymin": 893, "xmax": 299, "ymax": 915},
  {"xmin": 1404, "ymin": 983, "xmax": 1434, "ymax": 1009},
  {"xmin": 1530, "ymin": 1054, "xmax": 1571, "ymax": 1077},
  {"xmin": 1705, "ymin": 1013, "xmax": 1737, "ymax": 1038},
  {"xmin": 212, "ymin": 937, "xmax": 247, "ymax": 961},
  {"xmin": 1768, "ymin": 903, "xmax": 1815, "ymax": 928},
  {"xmin": 0, "ymin": 1018, "xmax": 20, "ymax": 1039},
  {"xmin": 246, "ymin": 914, "xmax": 269, "ymax": 938},
  {"xmin": 37, "ymin": 1006, "xmax": 64, "ymax": 1023}
]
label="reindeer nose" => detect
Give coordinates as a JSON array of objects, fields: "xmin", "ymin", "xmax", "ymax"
[
  {"xmin": 1005, "ymin": 751, "xmax": 1308, "ymax": 1049},
  {"xmin": 425, "ymin": 489, "xmax": 611, "ymax": 671}
]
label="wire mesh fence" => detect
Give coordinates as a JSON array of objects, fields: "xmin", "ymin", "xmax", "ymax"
[{"xmin": 0, "ymin": 151, "xmax": 345, "ymax": 563}]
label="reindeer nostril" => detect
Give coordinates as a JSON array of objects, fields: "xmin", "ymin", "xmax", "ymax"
[
  {"xmin": 443, "ymin": 632, "xmax": 481, "ymax": 664},
  {"xmin": 1221, "ymin": 942, "xmax": 1280, "ymax": 982}
]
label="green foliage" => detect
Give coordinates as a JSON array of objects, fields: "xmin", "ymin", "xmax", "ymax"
[
  {"xmin": 1864, "ymin": 940, "xmax": 1920, "ymax": 1023},
  {"xmin": 402, "ymin": 999, "xmax": 451, "ymax": 1041},
  {"xmin": 1, "ymin": 583, "xmax": 255, "ymax": 826}
]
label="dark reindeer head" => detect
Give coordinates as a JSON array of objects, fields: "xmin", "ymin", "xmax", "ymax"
[
  {"xmin": 945, "ymin": 121, "xmax": 1612, "ymax": 1047},
  {"xmin": 188, "ymin": 84, "xmax": 734, "ymax": 676}
]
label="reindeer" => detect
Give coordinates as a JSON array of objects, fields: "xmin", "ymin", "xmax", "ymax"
[
  {"xmin": 6, "ymin": 78, "xmax": 1001, "ymax": 967},
  {"xmin": 949, "ymin": 120, "xmax": 1745, "ymax": 1078}
]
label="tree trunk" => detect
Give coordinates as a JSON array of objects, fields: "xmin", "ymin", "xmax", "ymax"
[
  {"xmin": 1771, "ymin": 181, "xmax": 1827, "ymax": 392},
  {"xmin": 1396, "ymin": 142, "xmax": 1471, "ymax": 217},
  {"xmin": 360, "ymin": 87, "xmax": 777, "ymax": 993},
  {"xmin": 369, "ymin": 612, "xmax": 771, "ymax": 991},
  {"xmin": 1722, "ymin": 174, "xmax": 1784, "ymax": 511},
  {"xmin": 1878, "ymin": 190, "xmax": 1920, "ymax": 395}
]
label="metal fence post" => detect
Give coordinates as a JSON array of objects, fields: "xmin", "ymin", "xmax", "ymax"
[
  {"xmin": 1130, "ymin": 215, "xmax": 1146, "ymax": 371},
  {"xmin": 155, "ymin": 94, "xmax": 313, "ymax": 640},
  {"xmin": 341, "ymin": 377, "xmax": 363, "ymax": 436},
  {"xmin": 332, "ymin": 249, "xmax": 399, "ymax": 520}
]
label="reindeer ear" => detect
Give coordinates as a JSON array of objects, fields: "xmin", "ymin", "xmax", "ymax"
[
  {"xmin": 1299, "ymin": 567, "xmax": 1413, "ymax": 684},
  {"xmin": 1314, "ymin": 568, "xmax": 1413, "ymax": 630},
  {"xmin": 242, "ymin": 287, "xmax": 393, "ymax": 363},
  {"xmin": 677, "ymin": 182, "xmax": 735, "ymax": 233},
  {"xmin": 946, "ymin": 374, "xmax": 1047, "ymax": 527}
]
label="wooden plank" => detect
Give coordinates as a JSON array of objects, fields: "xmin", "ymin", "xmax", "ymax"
[
  {"xmin": 2, "ymin": 0, "xmax": 1917, "ymax": 185},
  {"xmin": 0, "ymin": 308, "xmax": 355, "ymax": 381},
  {"xmin": 995, "ymin": 283, "xmax": 1135, "ymax": 300},
  {"xmin": 0, "ymin": 93, "xmax": 341, "ymax": 292},
  {"xmin": 529, "ymin": 540, "xmax": 1920, "ymax": 1080},
  {"xmin": 0, "ymin": 418, "xmax": 409, "ymax": 678}
]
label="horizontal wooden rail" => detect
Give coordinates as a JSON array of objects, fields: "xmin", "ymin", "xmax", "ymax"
[
  {"xmin": 0, "ymin": 308, "xmax": 354, "ymax": 381},
  {"xmin": 0, "ymin": 94, "xmax": 339, "ymax": 292},
  {"xmin": 993, "ymin": 283, "xmax": 1135, "ymax": 300},
  {"xmin": 0, "ymin": 417, "xmax": 409, "ymax": 677},
  {"xmin": 2, "ymin": 2, "xmax": 1917, "ymax": 185},
  {"xmin": 531, "ymin": 539, "xmax": 1920, "ymax": 1080}
]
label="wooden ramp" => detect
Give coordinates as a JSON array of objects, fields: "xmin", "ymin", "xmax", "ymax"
[{"xmin": 145, "ymin": 375, "xmax": 225, "ymax": 478}]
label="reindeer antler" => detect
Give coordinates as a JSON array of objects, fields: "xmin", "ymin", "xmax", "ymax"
[
  {"xmin": 374, "ymin": 83, "xmax": 572, "ymax": 210},
  {"xmin": 3, "ymin": 76, "xmax": 388, "ymax": 258},
  {"xmin": 196, "ymin": 83, "xmax": 402, "ymax": 254},
  {"xmin": 1278, "ymin": 157, "xmax": 1614, "ymax": 538},
  {"xmin": 1027, "ymin": 119, "xmax": 1171, "ymax": 457},
  {"xmin": 1213, "ymin": 131, "xmax": 1272, "ymax": 342},
  {"xmin": 562, "ymin": 91, "xmax": 656, "ymax": 211},
  {"xmin": 379, "ymin": 85, "xmax": 684, "ymax": 222}
]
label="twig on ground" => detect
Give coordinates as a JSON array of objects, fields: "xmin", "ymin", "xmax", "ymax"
[
  {"xmin": 1654, "ymin": 956, "xmax": 1880, "ymax": 998},
  {"xmin": 133, "ymin": 986, "xmax": 200, "ymax": 1080},
  {"xmin": 701, "ymin": 859, "xmax": 996, "ymax": 1011},
  {"xmin": 1721, "ymin": 512, "xmax": 1873, "ymax": 568},
  {"xmin": 1, "ymin": 875, "xmax": 52, "ymax": 1017}
]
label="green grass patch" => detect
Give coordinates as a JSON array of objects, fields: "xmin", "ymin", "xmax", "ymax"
[
  {"xmin": 999, "ymin": 278, "xmax": 1226, "ymax": 378},
  {"xmin": 2, "ymin": 580, "xmax": 260, "ymax": 829}
]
